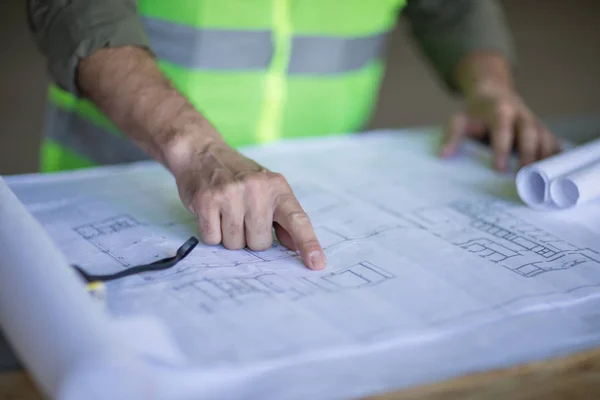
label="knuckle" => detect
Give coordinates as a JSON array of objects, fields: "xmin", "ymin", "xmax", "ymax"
[
  {"xmin": 242, "ymin": 173, "xmax": 268, "ymax": 193},
  {"xmin": 269, "ymin": 172, "xmax": 289, "ymax": 188},
  {"xmin": 287, "ymin": 210, "xmax": 311, "ymax": 227},
  {"xmin": 276, "ymin": 193, "xmax": 297, "ymax": 208},
  {"xmin": 494, "ymin": 103, "xmax": 515, "ymax": 120},
  {"xmin": 221, "ymin": 182, "xmax": 243, "ymax": 199},
  {"xmin": 201, "ymin": 183, "xmax": 242, "ymax": 208},
  {"xmin": 299, "ymin": 238, "xmax": 321, "ymax": 252}
]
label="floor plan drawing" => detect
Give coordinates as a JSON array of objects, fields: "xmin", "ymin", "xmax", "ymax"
[
  {"xmin": 73, "ymin": 215, "xmax": 144, "ymax": 267},
  {"xmin": 169, "ymin": 261, "xmax": 395, "ymax": 313},
  {"xmin": 68, "ymin": 193, "xmax": 408, "ymax": 278},
  {"xmin": 312, "ymin": 223, "xmax": 406, "ymax": 251},
  {"xmin": 74, "ymin": 214, "xmax": 141, "ymax": 240},
  {"xmin": 405, "ymin": 199, "xmax": 600, "ymax": 277},
  {"xmin": 301, "ymin": 261, "xmax": 394, "ymax": 291}
]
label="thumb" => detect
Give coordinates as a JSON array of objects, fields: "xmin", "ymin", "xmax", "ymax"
[{"xmin": 440, "ymin": 113, "xmax": 468, "ymax": 158}]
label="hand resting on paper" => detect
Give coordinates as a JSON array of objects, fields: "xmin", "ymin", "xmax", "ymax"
[
  {"xmin": 166, "ymin": 136, "xmax": 327, "ymax": 271},
  {"xmin": 77, "ymin": 47, "xmax": 326, "ymax": 271},
  {"xmin": 439, "ymin": 52, "xmax": 561, "ymax": 171}
]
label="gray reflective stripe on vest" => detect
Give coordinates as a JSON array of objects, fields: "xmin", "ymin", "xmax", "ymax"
[
  {"xmin": 45, "ymin": 105, "xmax": 150, "ymax": 165},
  {"xmin": 288, "ymin": 33, "xmax": 387, "ymax": 74},
  {"xmin": 142, "ymin": 17, "xmax": 388, "ymax": 74},
  {"xmin": 142, "ymin": 18, "xmax": 273, "ymax": 70}
]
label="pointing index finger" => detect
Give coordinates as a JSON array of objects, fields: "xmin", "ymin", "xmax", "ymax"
[{"xmin": 273, "ymin": 193, "xmax": 326, "ymax": 270}]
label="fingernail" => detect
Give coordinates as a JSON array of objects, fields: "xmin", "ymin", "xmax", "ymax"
[{"xmin": 309, "ymin": 251, "xmax": 326, "ymax": 270}]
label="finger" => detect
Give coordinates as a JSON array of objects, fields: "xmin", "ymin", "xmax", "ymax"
[
  {"xmin": 516, "ymin": 115, "xmax": 538, "ymax": 168},
  {"xmin": 491, "ymin": 106, "xmax": 516, "ymax": 172},
  {"xmin": 191, "ymin": 195, "xmax": 222, "ymax": 245},
  {"xmin": 197, "ymin": 209, "xmax": 222, "ymax": 245},
  {"xmin": 440, "ymin": 114, "xmax": 467, "ymax": 158},
  {"xmin": 244, "ymin": 205, "xmax": 274, "ymax": 252},
  {"xmin": 273, "ymin": 194, "xmax": 325, "ymax": 270},
  {"xmin": 220, "ymin": 198, "xmax": 246, "ymax": 250},
  {"xmin": 274, "ymin": 222, "xmax": 297, "ymax": 251}
]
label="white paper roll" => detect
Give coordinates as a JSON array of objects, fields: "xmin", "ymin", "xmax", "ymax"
[
  {"xmin": 550, "ymin": 160, "xmax": 600, "ymax": 209},
  {"xmin": 0, "ymin": 177, "xmax": 157, "ymax": 400},
  {"xmin": 516, "ymin": 137, "xmax": 600, "ymax": 209}
]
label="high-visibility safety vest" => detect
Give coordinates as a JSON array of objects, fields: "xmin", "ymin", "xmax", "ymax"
[{"xmin": 42, "ymin": 0, "xmax": 407, "ymax": 172}]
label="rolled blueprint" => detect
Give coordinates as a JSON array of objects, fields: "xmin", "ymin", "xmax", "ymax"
[
  {"xmin": 0, "ymin": 177, "xmax": 157, "ymax": 400},
  {"xmin": 516, "ymin": 137, "xmax": 600, "ymax": 209},
  {"xmin": 550, "ymin": 160, "xmax": 600, "ymax": 209}
]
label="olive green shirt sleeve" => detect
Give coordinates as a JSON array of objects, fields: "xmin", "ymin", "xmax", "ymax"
[
  {"xmin": 26, "ymin": 0, "xmax": 151, "ymax": 96},
  {"xmin": 402, "ymin": 0, "xmax": 516, "ymax": 92}
]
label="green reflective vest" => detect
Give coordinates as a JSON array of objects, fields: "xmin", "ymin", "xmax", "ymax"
[{"xmin": 42, "ymin": 0, "xmax": 407, "ymax": 172}]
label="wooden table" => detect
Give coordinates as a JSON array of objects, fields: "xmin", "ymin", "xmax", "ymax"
[{"xmin": 2, "ymin": 346, "xmax": 600, "ymax": 400}]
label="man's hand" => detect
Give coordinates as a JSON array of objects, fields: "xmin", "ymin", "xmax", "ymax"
[
  {"xmin": 440, "ymin": 52, "xmax": 561, "ymax": 171},
  {"xmin": 166, "ymin": 136, "xmax": 326, "ymax": 270},
  {"xmin": 78, "ymin": 46, "xmax": 326, "ymax": 270}
]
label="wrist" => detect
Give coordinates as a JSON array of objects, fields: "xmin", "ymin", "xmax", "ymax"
[
  {"xmin": 160, "ymin": 120, "xmax": 229, "ymax": 178},
  {"xmin": 467, "ymin": 78, "xmax": 515, "ymax": 100},
  {"xmin": 455, "ymin": 51, "xmax": 515, "ymax": 98}
]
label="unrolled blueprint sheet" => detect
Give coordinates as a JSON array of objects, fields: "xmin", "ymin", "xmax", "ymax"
[{"xmin": 6, "ymin": 129, "xmax": 600, "ymax": 399}]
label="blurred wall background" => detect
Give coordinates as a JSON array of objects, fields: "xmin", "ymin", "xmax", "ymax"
[{"xmin": 1, "ymin": 0, "xmax": 599, "ymax": 175}]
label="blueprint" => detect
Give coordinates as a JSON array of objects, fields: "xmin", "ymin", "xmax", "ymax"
[{"xmin": 5, "ymin": 129, "xmax": 600, "ymax": 399}]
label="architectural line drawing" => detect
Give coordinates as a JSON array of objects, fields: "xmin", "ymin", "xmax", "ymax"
[
  {"xmin": 74, "ymin": 214, "xmax": 141, "ymax": 240},
  {"xmin": 73, "ymin": 215, "xmax": 142, "ymax": 267},
  {"xmin": 169, "ymin": 261, "xmax": 395, "ymax": 313},
  {"xmin": 319, "ymin": 224, "xmax": 407, "ymax": 242},
  {"xmin": 71, "ymin": 208, "xmax": 408, "ymax": 278},
  {"xmin": 301, "ymin": 262, "xmax": 394, "ymax": 291},
  {"xmin": 71, "ymin": 196, "xmax": 599, "ymax": 283},
  {"xmin": 404, "ymin": 199, "xmax": 600, "ymax": 277}
]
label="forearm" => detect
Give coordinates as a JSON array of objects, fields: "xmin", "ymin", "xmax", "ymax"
[
  {"xmin": 404, "ymin": 0, "xmax": 516, "ymax": 92},
  {"xmin": 77, "ymin": 46, "xmax": 226, "ymax": 172},
  {"xmin": 454, "ymin": 51, "xmax": 515, "ymax": 97}
]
